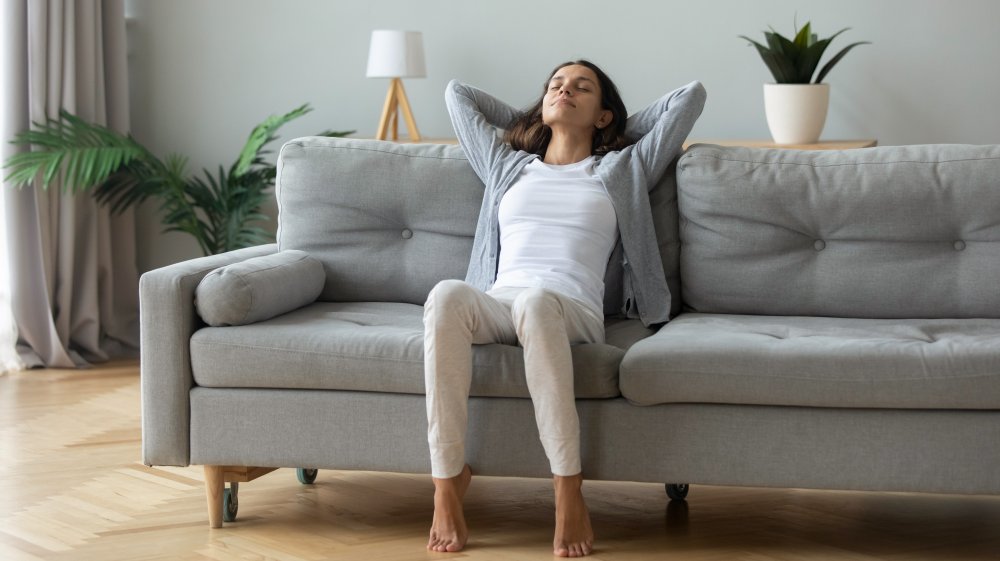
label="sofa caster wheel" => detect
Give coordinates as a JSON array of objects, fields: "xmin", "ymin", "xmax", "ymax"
[
  {"xmin": 297, "ymin": 468, "xmax": 318, "ymax": 484},
  {"xmin": 665, "ymin": 483, "xmax": 689, "ymax": 501},
  {"xmin": 223, "ymin": 482, "xmax": 239, "ymax": 522}
]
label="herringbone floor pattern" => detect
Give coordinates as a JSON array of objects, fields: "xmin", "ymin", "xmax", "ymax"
[{"xmin": 1, "ymin": 361, "xmax": 999, "ymax": 560}]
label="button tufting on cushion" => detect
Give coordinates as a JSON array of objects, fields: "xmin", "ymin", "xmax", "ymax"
[
  {"xmin": 401, "ymin": 229, "xmax": 413, "ymax": 239},
  {"xmin": 814, "ymin": 240, "xmax": 826, "ymax": 251},
  {"xmin": 954, "ymin": 240, "xmax": 966, "ymax": 251},
  {"xmin": 676, "ymin": 143, "xmax": 1000, "ymax": 319}
]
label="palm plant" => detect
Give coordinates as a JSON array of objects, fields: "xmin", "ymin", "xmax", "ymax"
[
  {"xmin": 740, "ymin": 21, "xmax": 870, "ymax": 84},
  {"xmin": 3, "ymin": 105, "xmax": 353, "ymax": 255}
]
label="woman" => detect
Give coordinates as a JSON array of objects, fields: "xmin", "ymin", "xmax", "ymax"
[{"xmin": 425, "ymin": 60, "xmax": 706, "ymax": 557}]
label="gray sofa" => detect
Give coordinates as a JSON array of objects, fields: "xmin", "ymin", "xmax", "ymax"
[{"xmin": 140, "ymin": 137, "xmax": 1000, "ymax": 529}]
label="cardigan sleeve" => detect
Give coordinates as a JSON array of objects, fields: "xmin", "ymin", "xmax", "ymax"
[
  {"xmin": 444, "ymin": 79, "xmax": 522, "ymax": 184},
  {"xmin": 624, "ymin": 81, "xmax": 707, "ymax": 190}
]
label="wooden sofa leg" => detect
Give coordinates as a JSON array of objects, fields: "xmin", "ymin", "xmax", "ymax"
[{"xmin": 204, "ymin": 465, "xmax": 224, "ymax": 528}]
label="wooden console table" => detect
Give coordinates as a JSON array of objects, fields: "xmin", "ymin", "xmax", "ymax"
[{"xmin": 685, "ymin": 139, "xmax": 877, "ymax": 150}]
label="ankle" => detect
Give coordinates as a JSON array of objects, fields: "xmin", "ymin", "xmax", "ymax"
[
  {"xmin": 434, "ymin": 480, "xmax": 459, "ymax": 496},
  {"xmin": 553, "ymin": 473, "xmax": 583, "ymax": 490},
  {"xmin": 434, "ymin": 465, "xmax": 471, "ymax": 499}
]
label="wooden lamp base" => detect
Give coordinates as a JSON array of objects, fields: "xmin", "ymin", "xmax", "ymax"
[{"xmin": 376, "ymin": 78, "xmax": 421, "ymax": 142}]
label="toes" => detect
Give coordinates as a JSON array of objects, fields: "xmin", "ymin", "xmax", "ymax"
[
  {"xmin": 429, "ymin": 530, "xmax": 465, "ymax": 553},
  {"xmin": 554, "ymin": 542, "xmax": 592, "ymax": 557}
]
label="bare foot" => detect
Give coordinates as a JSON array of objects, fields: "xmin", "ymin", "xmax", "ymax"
[
  {"xmin": 553, "ymin": 473, "xmax": 594, "ymax": 557},
  {"xmin": 427, "ymin": 464, "xmax": 472, "ymax": 552}
]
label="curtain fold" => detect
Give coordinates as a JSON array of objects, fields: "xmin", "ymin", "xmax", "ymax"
[{"xmin": 1, "ymin": 0, "xmax": 138, "ymax": 369}]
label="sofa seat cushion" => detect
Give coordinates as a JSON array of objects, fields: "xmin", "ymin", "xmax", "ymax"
[
  {"xmin": 620, "ymin": 313, "xmax": 1000, "ymax": 409},
  {"xmin": 191, "ymin": 301, "xmax": 653, "ymax": 398}
]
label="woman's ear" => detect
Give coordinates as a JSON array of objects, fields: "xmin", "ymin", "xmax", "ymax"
[{"xmin": 596, "ymin": 109, "xmax": 613, "ymax": 130}]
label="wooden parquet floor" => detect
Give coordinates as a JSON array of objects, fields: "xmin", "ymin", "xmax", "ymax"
[{"xmin": 2, "ymin": 361, "xmax": 999, "ymax": 560}]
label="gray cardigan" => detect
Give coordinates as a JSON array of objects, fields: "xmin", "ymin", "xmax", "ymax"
[{"xmin": 444, "ymin": 78, "xmax": 706, "ymax": 327}]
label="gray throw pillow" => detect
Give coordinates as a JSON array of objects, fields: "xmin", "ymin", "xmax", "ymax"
[{"xmin": 195, "ymin": 250, "xmax": 325, "ymax": 326}]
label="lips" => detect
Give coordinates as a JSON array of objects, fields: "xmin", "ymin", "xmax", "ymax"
[{"xmin": 553, "ymin": 98, "xmax": 575, "ymax": 108}]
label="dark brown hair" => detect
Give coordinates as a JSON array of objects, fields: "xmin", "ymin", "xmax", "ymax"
[{"xmin": 504, "ymin": 59, "xmax": 629, "ymax": 157}]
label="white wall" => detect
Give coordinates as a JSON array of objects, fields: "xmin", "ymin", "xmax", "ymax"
[{"xmin": 124, "ymin": 0, "xmax": 1000, "ymax": 272}]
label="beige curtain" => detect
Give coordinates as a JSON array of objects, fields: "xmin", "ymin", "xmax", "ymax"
[
  {"xmin": 0, "ymin": 176, "xmax": 20, "ymax": 374},
  {"xmin": 1, "ymin": 0, "xmax": 138, "ymax": 369}
]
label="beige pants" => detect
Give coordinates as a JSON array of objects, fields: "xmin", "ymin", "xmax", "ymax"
[{"xmin": 423, "ymin": 279, "xmax": 605, "ymax": 479}]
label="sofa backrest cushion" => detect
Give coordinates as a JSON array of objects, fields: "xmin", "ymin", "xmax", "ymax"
[
  {"xmin": 276, "ymin": 137, "xmax": 482, "ymax": 304},
  {"xmin": 276, "ymin": 136, "xmax": 682, "ymax": 308},
  {"xmin": 676, "ymin": 143, "xmax": 1000, "ymax": 319}
]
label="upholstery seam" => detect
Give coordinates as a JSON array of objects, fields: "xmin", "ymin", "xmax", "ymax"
[
  {"xmin": 192, "ymin": 339, "xmax": 422, "ymax": 364},
  {"xmin": 291, "ymin": 143, "xmax": 467, "ymax": 162},
  {"xmin": 623, "ymin": 368, "xmax": 1000, "ymax": 382},
  {"xmin": 191, "ymin": 339, "xmax": 623, "ymax": 365},
  {"xmin": 681, "ymin": 153, "xmax": 1000, "ymax": 169}
]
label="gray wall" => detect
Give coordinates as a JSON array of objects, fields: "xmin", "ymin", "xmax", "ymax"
[{"xmin": 124, "ymin": 0, "xmax": 1000, "ymax": 272}]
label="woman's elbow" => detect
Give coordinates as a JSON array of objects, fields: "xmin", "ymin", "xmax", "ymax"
[
  {"xmin": 683, "ymin": 81, "xmax": 708, "ymax": 110},
  {"xmin": 444, "ymin": 79, "xmax": 469, "ymax": 113},
  {"xmin": 445, "ymin": 79, "xmax": 460, "ymax": 101}
]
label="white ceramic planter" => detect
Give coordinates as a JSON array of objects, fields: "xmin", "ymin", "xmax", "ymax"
[{"xmin": 763, "ymin": 83, "xmax": 830, "ymax": 145}]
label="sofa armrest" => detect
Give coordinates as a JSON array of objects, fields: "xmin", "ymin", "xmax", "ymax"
[{"xmin": 140, "ymin": 243, "xmax": 279, "ymax": 466}]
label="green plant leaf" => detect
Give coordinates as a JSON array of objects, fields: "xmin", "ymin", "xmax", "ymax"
[
  {"xmin": 233, "ymin": 103, "xmax": 312, "ymax": 178},
  {"xmin": 743, "ymin": 24, "xmax": 868, "ymax": 84},
  {"xmin": 2, "ymin": 152, "xmax": 45, "ymax": 186},
  {"xmin": 796, "ymin": 37, "xmax": 833, "ymax": 83},
  {"xmin": 770, "ymin": 30, "xmax": 798, "ymax": 56},
  {"xmin": 815, "ymin": 40, "xmax": 871, "ymax": 83},
  {"xmin": 316, "ymin": 129, "xmax": 355, "ymax": 138},
  {"xmin": 796, "ymin": 27, "xmax": 851, "ymax": 82},
  {"xmin": 94, "ymin": 168, "xmax": 146, "ymax": 214},
  {"xmin": 763, "ymin": 31, "xmax": 785, "ymax": 57},
  {"xmin": 763, "ymin": 31, "xmax": 799, "ymax": 82},
  {"xmin": 3, "ymin": 109, "xmax": 149, "ymax": 192},
  {"xmin": 793, "ymin": 21, "xmax": 811, "ymax": 50},
  {"xmin": 740, "ymin": 35, "xmax": 794, "ymax": 83},
  {"xmin": 2, "ymin": 105, "xmax": 331, "ymax": 255},
  {"xmin": 42, "ymin": 152, "xmax": 65, "ymax": 187},
  {"xmin": 761, "ymin": 49, "xmax": 796, "ymax": 83}
]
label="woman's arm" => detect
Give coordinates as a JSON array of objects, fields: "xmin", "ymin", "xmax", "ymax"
[
  {"xmin": 445, "ymin": 79, "xmax": 523, "ymax": 182},
  {"xmin": 625, "ymin": 81, "xmax": 707, "ymax": 188}
]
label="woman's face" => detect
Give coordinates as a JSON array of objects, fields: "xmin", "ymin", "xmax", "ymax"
[{"xmin": 541, "ymin": 64, "xmax": 612, "ymax": 132}]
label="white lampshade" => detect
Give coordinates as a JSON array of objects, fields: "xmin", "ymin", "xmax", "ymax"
[{"xmin": 366, "ymin": 30, "xmax": 426, "ymax": 78}]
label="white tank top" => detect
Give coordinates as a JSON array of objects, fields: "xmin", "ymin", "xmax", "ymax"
[{"xmin": 493, "ymin": 155, "xmax": 618, "ymax": 317}]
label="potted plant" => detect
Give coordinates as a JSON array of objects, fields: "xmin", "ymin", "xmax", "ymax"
[
  {"xmin": 740, "ymin": 22, "xmax": 870, "ymax": 144},
  {"xmin": 3, "ymin": 105, "xmax": 353, "ymax": 255}
]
